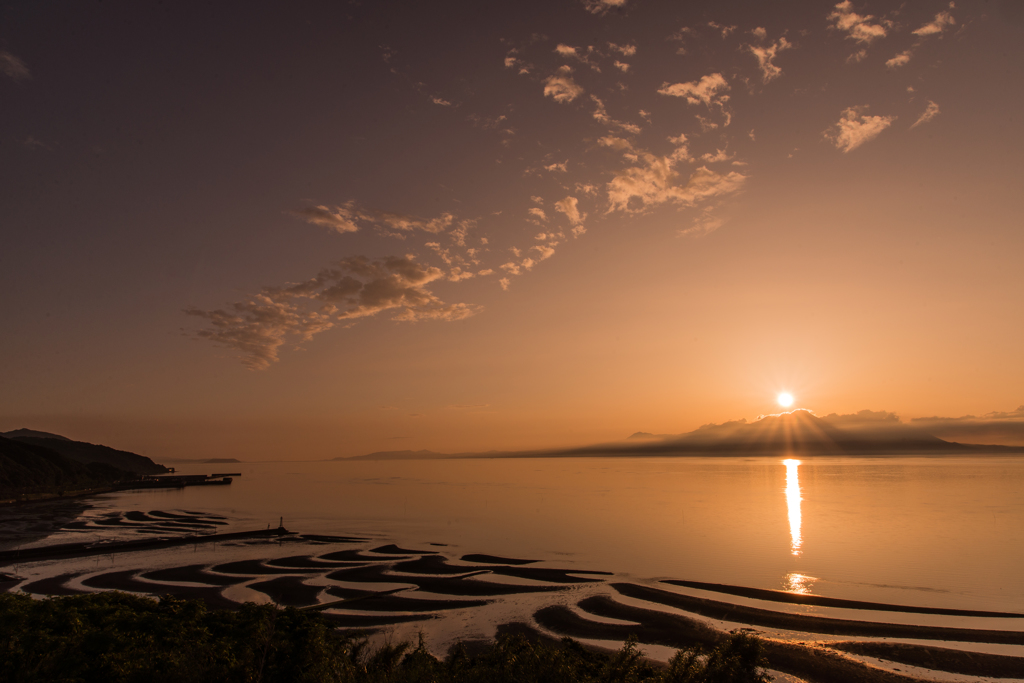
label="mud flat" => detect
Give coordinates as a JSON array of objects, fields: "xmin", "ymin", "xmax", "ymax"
[{"xmin": 3, "ymin": 517, "xmax": 1022, "ymax": 683}]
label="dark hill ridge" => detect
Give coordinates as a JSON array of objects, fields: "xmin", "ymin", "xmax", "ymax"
[
  {"xmin": 1, "ymin": 429, "xmax": 71, "ymax": 441},
  {"xmin": 0, "ymin": 436, "xmax": 138, "ymax": 497},
  {"xmin": 1, "ymin": 431, "xmax": 167, "ymax": 475}
]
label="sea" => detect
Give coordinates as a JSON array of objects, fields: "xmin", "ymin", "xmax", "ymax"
[{"xmin": 29, "ymin": 454, "xmax": 1024, "ymax": 615}]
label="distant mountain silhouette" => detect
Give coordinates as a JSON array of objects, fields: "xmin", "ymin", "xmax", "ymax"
[
  {"xmin": 558, "ymin": 409, "xmax": 969, "ymax": 456},
  {"xmin": 339, "ymin": 450, "xmax": 449, "ymax": 461},
  {"xmin": 342, "ymin": 409, "xmax": 1024, "ymax": 460},
  {"xmin": 1, "ymin": 430, "xmax": 168, "ymax": 475}
]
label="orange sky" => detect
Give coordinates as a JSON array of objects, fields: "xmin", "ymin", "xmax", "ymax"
[{"xmin": 2, "ymin": 0, "xmax": 1022, "ymax": 460}]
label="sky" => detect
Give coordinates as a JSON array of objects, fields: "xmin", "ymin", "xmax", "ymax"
[{"xmin": 2, "ymin": 0, "xmax": 1023, "ymax": 460}]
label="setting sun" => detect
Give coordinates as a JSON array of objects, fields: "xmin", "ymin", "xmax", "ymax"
[{"xmin": 777, "ymin": 393, "xmax": 794, "ymax": 408}]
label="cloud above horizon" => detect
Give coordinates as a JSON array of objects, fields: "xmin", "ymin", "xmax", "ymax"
[
  {"xmin": 0, "ymin": 51, "xmax": 30, "ymax": 81},
  {"xmin": 912, "ymin": 101, "xmax": 941, "ymax": 128},
  {"xmin": 185, "ymin": 256, "xmax": 480, "ymax": 369},
  {"xmin": 827, "ymin": 1, "xmax": 890, "ymax": 45},
  {"xmin": 180, "ymin": 0, "xmax": 969, "ymax": 368},
  {"xmin": 910, "ymin": 406, "xmax": 1024, "ymax": 445},
  {"xmin": 748, "ymin": 36, "xmax": 792, "ymax": 83},
  {"xmin": 826, "ymin": 107, "xmax": 896, "ymax": 152}
]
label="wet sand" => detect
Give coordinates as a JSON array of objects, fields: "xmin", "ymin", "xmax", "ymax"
[
  {"xmin": 830, "ymin": 640, "xmax": 1024, "ymax": 678},
  {"xmin": 247, "ymin": 576, "xmax": 325, "ymax": 607},
  {"xmin": 536, "ymin": 596, "xmax": 937, "ymax": 683},
  {"xmin": 614, "ymin": 583, "xmax": 1024, "ymax": 645},
  {"xmin": 4, "ymin": 511, "xmax": 1023, "ymax": 683},
  {"xmin": 0, "ymin": 498, "xmax": 94, "ymax": 549},
  {"xmin": 664, "ymin": 579, "xmax": 1024, "ymax": 619}
]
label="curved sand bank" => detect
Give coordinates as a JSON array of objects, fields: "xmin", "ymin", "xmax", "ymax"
[
  {"xmin": 614, "ymin": 583, "xmax": 1024, "ymax": 645},
  {"xmin": 664, "ymin": 579, "xmax": 1024, "ymax": 619},
  {"xmin": 4, "ymin": 521, "xmax": 1023, "ymax": 683}
]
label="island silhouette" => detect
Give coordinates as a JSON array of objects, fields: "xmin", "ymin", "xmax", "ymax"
[{"xmin": 340, "ymin": 409, "xmax": 1024, "ymax": 460}]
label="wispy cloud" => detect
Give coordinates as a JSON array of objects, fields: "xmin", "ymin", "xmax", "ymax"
[
  {"xmin": 294, "ymin": 205, "xmax": 360, "ymax": 233},
  {"xmin": 700, "ymin": 149, "xmax": 734, "ymax": 163},
  {"xmin": 22, "ymin": 135, "xmax": 53, "ymax": 151},
  {"xmin": 582, "ymin": 0, "xmax": 628, "ymax": 15},
  {"xmin": 185, "ymin": 256, "xmax": 479, "ymax": 369},
  {"xmin": 607, "ymin": 151, "xmax": 746, "ymax": 213},
  {"xmin": 682, "ymin": 206, "xmax": 725, "ymax": 236},
  {"xmin": 0, "ymin": 51, "xmax": 30, "ymax": 81},
  {"xmin": 544, "ymin": 66, "xmax": 585, "ymax": 103},
  {"xmin": 185, "ymin": 296, "xmax": 335, "ymax": 371},
  {"xmin": 607, "ymin": 42, "xmax": 636, "ymax": 56},
  {"xmin": 555, "ymin": 44, "xmax": 599, "ymax": 71},
  {"xmin": 707, "ymin": 21, "xmax": 737, "ymax": 38},
  {"xmin": 747, "ymin": 37, "xmax": 792, "ymax": 83},
  {"xmin": 554, "ymin": 196, "xmax": 585, "ymax": 232},
  {"xmin": 885, "ymin": 50, "xmax": 913, "ymax": 69},
  {"xmin": 911, "ymin": 100, "xmax": 940, "ymax": 128},
  {"xmin": 591, "ymin": 95, "xmax": 642, "ymax": 134},
  {"xmin": 913, "ymin": 9, "xmax": 955, "ymax": 37},
  {"xmin": 296, "ymin": 202, "xmax": 457, "ymax": 237},
  {"xmin": 828, "ymin": 1, "xmax": 890, "ymax": 44},
  {"xmin": 826, "ymin": 106, "xmax": 896, "ymax": 152},
  {"xmin": 658, "ymin": 73, "xmax": 729, "ymax": 108}
]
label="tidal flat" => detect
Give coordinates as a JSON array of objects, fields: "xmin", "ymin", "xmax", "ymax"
[{"xmin": 3, "ymin": 455, "xmax": 1024, "ymax": 682}]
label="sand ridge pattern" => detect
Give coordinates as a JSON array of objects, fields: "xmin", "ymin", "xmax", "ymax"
[{"xmin": 3, "ymin": 523, "xmax": 1023, "ymax": 682}]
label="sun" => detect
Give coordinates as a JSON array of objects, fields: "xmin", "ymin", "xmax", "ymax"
[{"xmin": 777, "ymin": 393, "xmax": 794, "ymax": 408}]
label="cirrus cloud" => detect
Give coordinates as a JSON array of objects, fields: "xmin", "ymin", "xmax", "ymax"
[
  {"xmin": 825, "ymin": 106, "xmax": 896, "ymax": 152},
  {"xmin": 913, "ymin": 9, "xmax": 955, "ymax": 37},
  {"xmin": 658, "ymin": 73, "xmax": 729, "ymax": 108},
  {"xmin": 911, "ymin": 101, "xmax": 940, "ymax": 128},
  {"xmin": 185, "ymin": 256, "xmax": 480, "ymax": 369},
  {"xmin": 0, "ymin": 51, "xmax": 30, "ymax": 81},
  {"xmin": 607, "ymin": 152, "xmax": 747, "ymax": 214},
  {"xmin": 828, "ymin": 1, "xmax": 890, "ymax": 44},
  {"xmin": 544, "ymin": 66, "xmax": 585, "ymax": 103},
  {"xmin": 748, "ymin": 37, "xmax": 792, "ymax": 83},
  {"xmin": 296, "ymin": 202, "xmax": 455, "ymax": 236}
]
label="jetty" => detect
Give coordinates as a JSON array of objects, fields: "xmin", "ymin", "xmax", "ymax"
[{"xmin": 116, "ymin": 473, "xmax": 240, "ymax": 491}]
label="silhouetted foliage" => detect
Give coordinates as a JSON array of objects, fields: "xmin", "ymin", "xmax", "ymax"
[{"xmin": 0, "ymin": 592, "xmax": 771, "ymax": 683}]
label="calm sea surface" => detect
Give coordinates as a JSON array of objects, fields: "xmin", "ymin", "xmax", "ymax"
[{"xmin": 61, "ymin": 455, "xmax": 1024, "ymax": 613}]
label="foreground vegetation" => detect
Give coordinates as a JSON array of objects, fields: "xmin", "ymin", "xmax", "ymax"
[{"xmin": 0, "ymin": 592, "xmax": 771, "ymax": 683}]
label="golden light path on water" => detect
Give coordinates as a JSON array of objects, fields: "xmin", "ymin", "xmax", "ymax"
[{"xmin": 783, "ymin": 458, "xmax": 802, "ymax": 556}]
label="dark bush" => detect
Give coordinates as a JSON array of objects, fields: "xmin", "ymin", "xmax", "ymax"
[{"xmin": 0, "ymin": 592, "xmax": 771, "ymax": 683}]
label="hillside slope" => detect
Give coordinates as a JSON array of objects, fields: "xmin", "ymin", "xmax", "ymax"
[
  {"xmin": 1, "ymin": 433, "xmax": 167, "ymax": 475},
  {"xmin": 0, "ymin": 437, "xmax": 138, "ymax": 497}
]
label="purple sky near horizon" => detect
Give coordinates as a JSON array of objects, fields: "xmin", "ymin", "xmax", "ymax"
[{"xmin": 2, "ymin": 0, "xmax": 1023, "ymax": 460}]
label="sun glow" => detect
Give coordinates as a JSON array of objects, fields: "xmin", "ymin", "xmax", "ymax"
[{"xmin": 777, "ymin": 393, "xmax": 794, "ymax": 408}]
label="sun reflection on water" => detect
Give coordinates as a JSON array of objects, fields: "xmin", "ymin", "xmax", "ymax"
[
  {"xmin": 783, "ymin": 572, "xmax": 816, "ymax": 594},
  {"xmin": 783, "ymin": 458, "xmax": 802, "ymax": 556}
]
